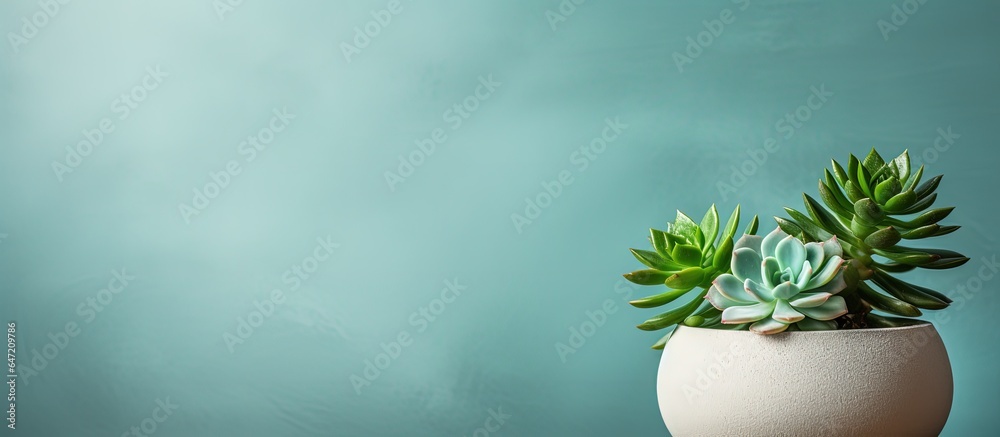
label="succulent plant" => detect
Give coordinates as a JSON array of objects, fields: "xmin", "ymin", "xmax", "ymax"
[
  {"xmin": 624, "ymin": 205, "xmax": 759, "ymax": 347},
  {"xmin": 779, "ymin": 148, "xmax": 968, "ymax": 327},
  {"xmin": 704, "ymin": 227, "xmax": 849, "ymax": 334}
]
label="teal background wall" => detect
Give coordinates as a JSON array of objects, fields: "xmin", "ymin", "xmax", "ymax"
[{"xmin": 2, "ymin": 1, "xmax": 998, "ymax": 435}]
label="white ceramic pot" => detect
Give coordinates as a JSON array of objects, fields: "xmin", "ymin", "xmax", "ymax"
[{"xmin": 657, "ymin": 323, "xmax": 953, "ymax": 436}]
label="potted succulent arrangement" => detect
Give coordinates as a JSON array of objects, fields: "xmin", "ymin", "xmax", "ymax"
[{"xmin": 625, "ymin": 149, "xmax": 965, "ymax": 436}]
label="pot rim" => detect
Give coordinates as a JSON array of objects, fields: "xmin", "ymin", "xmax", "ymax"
[{"xmin": 673, "ymin": 321, "xmax": 935, "ymax": 335}]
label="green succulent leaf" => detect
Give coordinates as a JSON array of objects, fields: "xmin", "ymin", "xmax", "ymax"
[
  {"xmin": 899, "ymin": 224, "xmax": 939, "ymax": 239},
  {"xmin": 870, "ymin": 164, "xmax": 892, "ymax": 182},
  {"xmin": 920, "ymin": 255, "xmax": 971, "ymax": 270},
  {"xmin": 650, "ymin": 330, "xmax": 675, "ymax": 350},
  {"xmin": 915, "ymin": 175, "xmax": 942, "ymax": 199},
  {"xmin": 819, "ymin": 181, "xmax": 853, "ymax": 219},
  {"xmin": 623, "ymin": 269, "xmax": 672, "ymax": 286},
  {"xmin": 856, "ymin": 162, "xmax": 875, "ymax": 199},
  {"xmin": 907, "ymin": 207, "xmax": 955, "ymax": 228},
  {"xmin": 783, "ymin": 208, "xmax": 834, "ymax": 242},
  {"xmin": 863, "ymin": 148, "xmax": 886, "ymax": 174},
  {"xmin": 673, "ymin": 211, "xmax": 702, "ymax": 244},
  {"xmin": 886, "ymin": 275, "xmax": 952, "ymax": 303},
  {"xmin": 854, "ymin": 198, "xmax": 886, "ymax": 225},
  {"xmin": 851, "ymin": 216, "xmax": 878, "ymax": 239},
  {"xmin": 933, "ymin": 225, "xmax": 960, "ymax": 237},
  {"xmin": 832, "ymin": 159, "xmax": 850, "ymax": 186},
  {"xmin": 872, "ymin": 248, "xmax": 938, "ymax": 266},
  {"xmin": 871, "ymin": 261, "xmax": 917, "ymax": 273},
  {"xmin": 864, "ymin": 226, "xmax": 902, "ymax": 249},
  {"xmin": 630, "ymin": 286, "xmax": 695, "ymax": 308},
  {"xmin": 845, "ymin": 180, "xmax": 866, "ymax": 202},
  {"xmin": 856, "ymin": 282, "xmax": 922, "ymax": 317},
  {"xmin": 721, "ymin": 205, "xmax": 741, "ymax": 238},
  {"xmin": 700, "ymin": 205, "xmax": 720, "ymax": 250},
  {"xmin": 874, "ymin": 177, "xmax": 902, "ymax": 205},
  {"xmin": 636, "ymin": 289, "xmax": 708, "ymax": 331},
  {"xmin": 898, "ymin": 193, "xmax": 937, "ymax": 215},
  {"xmin": 692, "ymin": 300, "xmax": 719, "ymax": 317},
  {"xmin": 671, "ymin": 244, "xmax": 703, "ymax": 266},
  {"xmin": 630, "ymin": 249, "xmax": 683, "ymax": 271},
  {"xmin": 744, "ymin": 215, "xmax": 760, "ymax": 235},
  {"xmin": 650, "ymin": 229, "xmax": 670, "ymax": 257},
  {"xmin": 664, "ymin": 267, "xmax": 707, "ymax": 289},
  {"xmin": 712, "ymin": 237, "xmax": 734, "ymax": 272},
  {"xmin": 871, "ymin": 271, "xmax": 950, "ymax": 309},
  {"xmin": 884, "ymin": 190, "xmax": 917, "ymax": 213},
  {"xmin": 804, "ymin": 194, "xmax": 855, "ymax": 242},
  {"xmin": 775, "ymin": 217, "xmax": 807, "ymax": 239},
  {"xmin": 682, "ymin": 315, "xmax": 705, "ymax": 327},
  {"xmin": 903, "ymin": 165, "xmax": 925, "ymax": 192},
  {"xmin": 847, "ymin": 154, "xmax": 862, "ymax": 187},
  {"xmin": 867, "ymin": 313, "xmax": 926, "ymax": 328},
  {"xmin": 824, "ymin": 170, "xmax": 855, "ymax": 210},
  {"xmin": 891, "ymin": 150, "xmax": 911, "ymax": 182}
]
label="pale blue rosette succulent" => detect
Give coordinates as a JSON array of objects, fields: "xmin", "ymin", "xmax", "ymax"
[{"xmin": 706, "ymin": 227, "xmax": 849, "ymax": 334}]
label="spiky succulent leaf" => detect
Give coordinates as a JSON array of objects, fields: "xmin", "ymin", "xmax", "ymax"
[
  {"xmin": 630, "ymin": 287, "xmax": 695, "ymax": 308},
  {"xmin": 636, "ymin": 289, "xmax": 708, "ymax": 331},
  {"xmin": 884, "ymin": 190, "xmax": 917, "ymax": 213},
  {"xmin": 916, "ymin": 175, "xmax": 943, "ymax": 199},
  {"xmin": 857, "ymin": 282, "xmax": 922, "ymax": 317},
  {"xmin": 649, "ymin": 229, "xmax": 670, "ymax": 257},
  {"xmin": 863, "ymin": 226, "xmax": 901, "ymax": 249},
  {"xmin": 870, "ymin": 271, "xmax": 948, "ymax": 309},
  {"xmin": 623, "ymin": 269, "xmax": 671, "ymax": 286},
  {"xmin": 899, "ymin": 193, "xmax": 937, "ymax": 215},
  {"xmin": 665, "ymin": 267, "xmax": 706, "ymax": 289},
  {"xmin": 712, "ymin": 237, "xmax": 734, "ymax": 272},
  {"xmin": 744, "ymin": 215, "xmax": 759, "ymax": 235},
  {"xmin": 700, "ymin": 205, "xmax": 719, "ymax": 251},
  {"xmin": 891, "ymin": 150, "xmax": 910, "ymax": 182},
  {"xmin": 630, "ymin": 249, "xmax": 680, "ymax": 271},
  {"xmin": 863, "ymin": 148, "xmax": 886, "ymax": 174},
  {"xmin": 874, "ymin": 177, "xmax": 902, "ymax": 204},
  {"xmin": 673, "ymin": 211, "xmax": 702, "ymax": 247},
  {"xmin": 867, "ymin": 313, "xmax": 927, "ymax": 328}
]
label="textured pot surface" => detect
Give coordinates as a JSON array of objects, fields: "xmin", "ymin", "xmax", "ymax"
[{"xmin": 657, "ymin": 323, "xmax": 952, "ymax": 437}]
